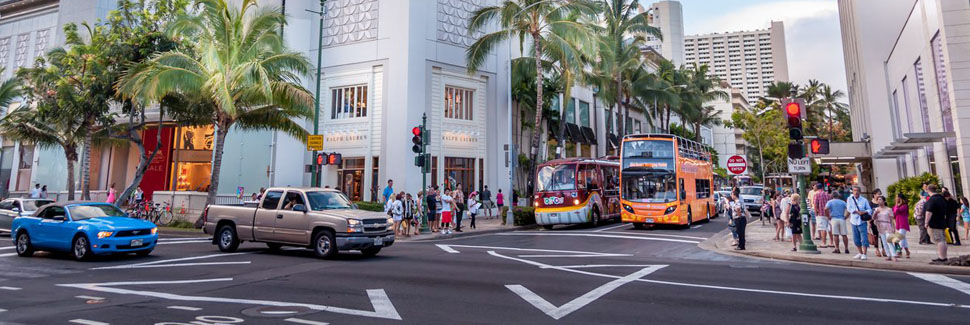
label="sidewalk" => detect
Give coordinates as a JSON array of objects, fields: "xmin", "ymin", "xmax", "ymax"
[
  {"xmin": 395, "ymin": 213, "xmax": 535, "ymax": 241},
  {"xmin": 701, "ymin": 219, "xmax": 970, "ymax": 275}
]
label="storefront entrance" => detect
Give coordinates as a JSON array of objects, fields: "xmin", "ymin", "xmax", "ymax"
[
  {"xmin": 140, "ymin": 125, "xmax": 214, "ymax": 196},
  {"xmin": 338, "ymin": 157, "xmax": 365, "ymax": 201},
  {"xmin": 445, "ymin": 157, "xmax": 474, "ymax": 192}
]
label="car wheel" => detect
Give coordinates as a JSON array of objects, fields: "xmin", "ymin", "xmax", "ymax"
[
  {"xmin": 72, "ymin": 235, "xmax": 91, "ymax": 261},
  {"xmin": 361, "ymin": 246, "xmax": 381, "ymax": 257},
  {"xmin": 312, "ymin": 229, "xmax": 337, "ymax": 259},
  {"xmin": 633, "ymin": 223, "xmax": 645, "ymax": 230},
  {"xmin": 217, "ymin": 225, "xmax": 240, "ymax": 252},
  {"xmin": 542, "ymin": 225, "xmax": 554, "ymax": 230},
  {"xmin": 266, "ymin": 243, "xmax": 283, "ymax": 251},
  {"xmin": 135, "ymin": 249, "xmax": 153, "ymax": 257},
  {"xmin": 16, "ymin": 231, "xmax": 33, "ymax": 257}
]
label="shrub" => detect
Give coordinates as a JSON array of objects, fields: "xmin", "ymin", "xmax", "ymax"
[
  {"xmin": 355, "ymin": 201, "xmax": 385, "ymax": 212},
  {"xmin": 513, "ymin": 206, "xmax": 535, "ymax": 226},
  {"xmin": 166, "ymin": 219, "xmax": 196, "ymax": 229},
  {"xmin": 886, "ymin": 173, "xmax": 939, "ymax": 225}
]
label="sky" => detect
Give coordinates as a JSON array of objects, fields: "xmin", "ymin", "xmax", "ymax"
[{"xmin": 677, "ymin": 0, "xmax": 847, "ymax": 93}]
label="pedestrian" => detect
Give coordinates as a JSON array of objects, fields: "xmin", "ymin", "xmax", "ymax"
[
  {"xmin": 496, "ymin": 189, "xmax": 505, "ymax": 225},
  {"xmin": 454, "ymin": 184, "xmax": 466, "ymax": 232},
  {"xmin": 439, "ymin": 189, "xmax": 454, "ymax": 235},
  {"xmin": 847, "ymin": 186, "xmax": 873, "ymax": 260},
  {"xmin": 773, "ymin": 193, "xmax": 784, "ymax": 241},
  {"xmin": 826, "ymin": 192, "xmax": 850, "ymax": 254},
  {"xmin": 807, "ymin": 183, "xmax": 819, "ymax": 239},
  {"xmin": 914, "ymin": 192, "xmax": 932, "ymax": 245},
  {"xmin": 426, "ymin": 186, "xmax": 439, "ymax": 233},
  {"xmin": 728, "ymin": 196, "xmax": 739, "ymax": 246},
  {"xmin": 402, "ymin": 192, "xmax": 415, "ymax": 237},
  {"xmin": 893, "ymin": 193, "xmax": 912, "ymax": 258},
  {"xmin": 467, "ymin": 191, "xmax": 481, "ymax": 229},
  {"xmin": 481, "ymin": 185, "xmax": 493, "ymax": 218},
  {"xmin": 873, "ymin": 195, "xmax": 898, "ymax": 262},
  {"xmin": 413, "ymin": 192, "xmax": 423, "ymax": 236},
  {"xmin": 944, "ymin": 192, "xmax": 962, "ymax": 245},
  {"xmin": 256, "ymin": 187, "xmax": 266, "ymax": 200},
  {"xmin": 924, "ymin": 184, "xmax": 949, "ymax": 262},
  {"xmin": 779, "ymin": 191, "xmax": 792, "ymax": 240},
  {"xmin": 787, "ymin": 193, "xmax": 803, "ymax": 252},
  {"xmin": 391, "ymin": 193, "xmax": 404, "ymax": 236},
  {"xmin": 730, "ymin": 192, "xmax": 747, "ymax": 250},
  {"xmin": 813, "ymin": 184, "xmax": 833, "ymax": 248},
  {"xmin": 40, "ymin": 185, "xmax": 48, "ymax": 199},
  {"xmin": 382, "ymin": 179, "xmax": 394, "ymax": 203},
  {"xmin": 29, "ymin": 184, "xmax": 41, "ymax": 199},
  {"xmin": 106, "ymin": 183, "xmax": 118, "ymax": 204},
  {"xmin": 868, "ymin": 189, "xmax": 885, "ymax": 257},
  {"xmin": 961, "ymin": 197, "xmax": 970, "ymax": 241}
]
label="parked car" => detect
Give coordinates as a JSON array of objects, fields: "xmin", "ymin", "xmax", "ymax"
[
  {"xmin": 739, "ymin": 186, "xmax": 765, "ymax": 217},
  {"xmin": 0, "ymin": 198, "xmax": 55, "ymax": 233},
  {"xmin": 12, "ymin": 202, "xmax": 158, "ymax": 260},
  {"xmin": 203, "ymin": 187, "xmax": 394, "ymax": 259},
  {"xmin": 714, "ymin": 191, "xmax": 732, "ymax": 217}
]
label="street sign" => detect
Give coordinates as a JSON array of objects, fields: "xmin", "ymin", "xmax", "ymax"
[
  {"xmin": 787, "ymin": 157, "xmax": 811, "ymax": 174},
  {"xmin": 727, "ymin": 155, "xmax": 747, "ymax": 175},
  {"xmin": 307, "ymin": 135, "xmax": 324, "ymax": 151}
]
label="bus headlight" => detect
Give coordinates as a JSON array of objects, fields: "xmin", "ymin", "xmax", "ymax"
[
  {"xmin": 573, "ymin": 199, "xmax": 580, "ymax": 205},
  {"xmin": 664, "ymin": 206, "xmax": 677, "ymax": 215},
  {"xmin": 623, "ymin": 204, "xmax": 635, "ymax": 213}
]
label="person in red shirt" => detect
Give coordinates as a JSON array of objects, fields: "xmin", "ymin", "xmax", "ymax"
[{"xmin": 812, "ymin": 184, "xmax": 833, "ymax": 248}]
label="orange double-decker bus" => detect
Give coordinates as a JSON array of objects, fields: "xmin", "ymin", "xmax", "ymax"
[
  {"xmin": 533, "ymin": 157, "xmax": 621, "ymax": 230},
  {"xmin": 620, "ymin": 134, "xmax": 715, "ymax": 229}
]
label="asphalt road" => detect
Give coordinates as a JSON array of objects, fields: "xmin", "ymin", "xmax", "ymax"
[{"xmin": 1, "ymin": 216, "xmax": 969, "ymax": 324}]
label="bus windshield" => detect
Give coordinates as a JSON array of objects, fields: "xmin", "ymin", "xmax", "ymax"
[
  {"xmin": 622, "ymin": 140, "xmax": 677, "ymax": 203},
  {"xmin": 537, "ymin": 164, "xmax": 576, "ymax": 191}
]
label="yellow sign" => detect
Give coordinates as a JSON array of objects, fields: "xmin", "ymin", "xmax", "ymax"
[{"xmin": 307, "ymin": 135, "xmax": 324, "ymax": 151}]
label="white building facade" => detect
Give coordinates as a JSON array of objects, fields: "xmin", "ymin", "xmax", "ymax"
[
  {"xmin": 642, "ymin": 0, "xmax": 684, "ymax": 64},
  {"xmin": 684, "ymin": 21, "xmax": 790, "ymax": 100}
]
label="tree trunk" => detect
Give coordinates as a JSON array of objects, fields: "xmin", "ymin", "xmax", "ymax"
[
  {"xmin": 757, "ymin": 138, "xmax": 766, "ymax": 182},
  {"xmin": 557, "ymin": 75, "xmax": 572, "ymax": 159},
  {"xmin": 623, "ymin": 93, "xmax": 631, "ymax": 136},
  {"xmin": 665, "ymin": 104, "xmax": 672, "ymax": 133},
  {"xmin": 616, "ymin": 77, "xmax": 625, "ymax": 139},
  {"xmin": 81, "ymin": 129, "xmax": 93, "ymax": 200},
  {"xmin": 64, "ymin": 147, "xmax": 77, "ymax": 201},
  {"xmin": 527, "ymin": 35, "xmax": 544, "ymax": 198},
  {"xmin": 828, "ymin": 106, "xmax": 834, "ymax": 141},
  {"xmin": 118, "ymin": 112, "xmax": 164, "ymax": 206},
  {"xmin": 694, "ymin": 123, "xmax": 703, "ymax": 143},
  {"xmin": 198, "ymin": 121, "xmax": 230, "ymax": 226}
]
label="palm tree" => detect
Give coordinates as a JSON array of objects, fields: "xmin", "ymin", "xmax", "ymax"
[
  {"xmin": 545, "ymin": 10, "xmax": 596, "ymax": 158},
  {"xmin": 812, "ymin": 84, "xmax": 849, "ymax": 140},
  {"xmin": 599, "ymin": 0, "xmax": 661, "ymax": 138},
  {"xmin": 467, "ymin": 0, "xmax": 596, "ymax": 168},
  {"xmin": 765, "ymin": 81, "xmax": 796, "ymax": 101},
  {"xmin": 120, "ymin": 0, "xmax": 314, "ymax": 218},
  {"xmin": 679, "ymin": 64, "xmax": 727, "ymax": 141}
]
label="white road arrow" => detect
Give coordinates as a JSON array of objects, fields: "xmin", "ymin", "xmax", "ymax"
[
  {"xmin": 57, "ymin": 278, "xmax": 402, "ymax": 320},
  {"xmin": 505, "ymin": 265, "xmax": 666, "ymax": 320}
]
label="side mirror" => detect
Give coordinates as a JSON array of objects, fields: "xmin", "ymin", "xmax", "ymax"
[
  {"xmin": 52, "ymin": 215, "xmax": 66, "ymax": 221},
  {"xmin": 11, "ymin": 207, "xmax": 20, "ymax": 213},
  {"xmin": 292, "ymin": 204, "xmax": 308, "ymax": 213}
]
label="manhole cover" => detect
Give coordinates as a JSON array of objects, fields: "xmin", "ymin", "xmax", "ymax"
[{"xmin": 241, "ymin": 305, "xmax": 315, "ymax": 318}]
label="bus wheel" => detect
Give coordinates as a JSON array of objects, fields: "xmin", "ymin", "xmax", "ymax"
[
  {"xmin": 686, "ymin": 208, "xmax": 693, "ymax": 228},
  {"xmin": 706, "ymin": 204, "xmax": 712, "ymax": 222},
  {"xmin": 589, "ymin": 208, "xmax": 601, "ymax": 227},
  {"xmin": 543, "ymin": 225, "xmax": 554, "ymax": 230}
]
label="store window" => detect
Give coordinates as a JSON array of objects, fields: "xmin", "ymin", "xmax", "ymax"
[
  {"xmin": 901, "ymin": 76, "xmax": 914, "ymax": 133},
  {"xmin": 338, "ymin": 157, "xmax": 365, "ymax": 201},
  {"xmin": 565, "ymin": 98, "xmax": 576, "ymax": 124},
  {"xmin": 431, "ymin": 156, "xmax": 439, "ymax": 188},
  {"xmin": 479, "ymin": 158, "xmax": 484, "ymax": 192},
  {"xmin": 915, "ymin": 58, "xmax": 937, "ymax": 174},
  {"xmin": 16, "ymin": 144, "xmax": 32, "ymax": 191},
  {"xmin": 578, "ymin": 100, "xmax": 590, "ymax": 127},
  {"xmin": 170, "ymin": 125, "xmax": 214, "ymax": 192},
  {"xmin": 371, "ymin": 157, "xmax": 380, "ymax": 202},
  {"xmin": 445, "ymin": 157, "xmax": 474, "ymax": 191},
  {"xmin": 445, "ymin": 86, "xmax": 474, "ymax": 120},
  {"xmin": 331, "ymin": 85, "xmax": 368, "ymax": 120}
]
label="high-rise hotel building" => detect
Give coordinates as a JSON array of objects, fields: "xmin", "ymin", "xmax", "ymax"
[{"xmin": 683, "ymin": 21, "xmax": 790, "ymax": 100}]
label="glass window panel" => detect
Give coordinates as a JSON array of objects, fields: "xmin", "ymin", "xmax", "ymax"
[
  {"xmin": 579, "ymin": 101, "xmax": 590, "ymax": 127},
  {"xmin": 565, "ymin": 98, "xmax": 576, "ymax": 124}
]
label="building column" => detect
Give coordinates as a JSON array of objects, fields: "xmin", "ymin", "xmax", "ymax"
[{"xmin": 939, "ymin": 0, "xmax": 970, "ymax": 196}]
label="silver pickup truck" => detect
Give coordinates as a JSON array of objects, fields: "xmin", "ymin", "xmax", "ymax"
[{"xmin": 202, "ymin": 187, "xmax": 394, "ymax": 258}]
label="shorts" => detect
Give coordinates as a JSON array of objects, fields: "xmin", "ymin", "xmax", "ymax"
[
  {"xmin": 442, "ymin": 211, "xmax": 453, "ymax": 224},
  {"xmin": 816, "ymin": 217, "xmax": 831, "ymax": 231},
  {"xmin": 930, "ymin": 228, "xmax": 946, "ymax": 243},
  {"xmin": 962, "ymin": 217, "xmax": 970, "ymax": 224},
  {"xmin": 830, "ymin": 219, "xmax": 847, "ymax": 236},
  {"xmin": 427, "ymin": 211, "xmax": 437, "ymax": 222},
  {"xmin": 852, "ymin": 223, "xmax": 869, "ymax": 247},
  {"xmin": 393, "ymin": 215, "xmax": 403, "ymax": 222},
  {"xmin": 483, "ymin": 200, "xmax": 494, "ymax": 208}
]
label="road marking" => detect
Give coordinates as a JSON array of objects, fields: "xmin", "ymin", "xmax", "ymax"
[
  {"xmin": 434, "ymin": 244, "xmax": 630, "ymax": 257},
  {"xmin": 0, "ymin": 286, "xmax": 21, "ymax": 291},
  {"xmin": 157, "ymin": 239, "xmax": 211, "ymax": 245},
  {"xmin": 0, "ymin": 252, "xmax": 16, "ymax": 257},
  {"xmin": 91, "ymin": 252, "xmax": 251, "ymax": 270},
  {"xmin": 158, "ymin": 237, "xmax": 210, "ymax": 241},
  {"xmin": 285, "ymin": 318, "xmax": 330, "ymax": 325},
  {"xmin": 262, "ymin": 310, "xmax": 299, "ymax": 315},
  {"xmin": 587, "ymin": 231, "xmax": 708, "ymax": 240},
  {"xmin": 0, "ymin": 308, "xmax": 7, "ymax": 313},
  {"xmin": 498, "ymin": 232, "xmax": 702, "ymax": 244},
  {"xmin": 69, "ymin": 320, "xmax": 109, "ymax": 325},
  {"xmin": 691, "ymin": 225, "xmax": 703, "ymax": 229},
  {"xmin": 909, "ymin": 273, "xmax": 970, "ymax": 296},
  {"xmin": 58, "ymin": 278, "xmax": 402, "ymax": 320},
  {"xmin": 435, "ymin": 244, "xmax": 460, "ymax": 253},
  {"xmin": 167, "ymin": 306, "xmax": 202, "ymax": 311},
  {"xmin": 0, "ymin": 246, "xmax": 15, "ymax": 250},
  {"xmin": 487, "ymin": 251, "xmax": 970, "ymax": 309},
  {"xmin": 75, "ymin": 295, "xmax": 105, "ymax": 300},
  {"xmin": 554, "ymin": 264, "xmax": 661, "ymax": 269},
  {"xmin": 507, "ymin": 265, "xmax": 666, "ymax": 319},
  {"xmin": 591, "ymin": 223, "xmax": 628, "ymax": 232}
]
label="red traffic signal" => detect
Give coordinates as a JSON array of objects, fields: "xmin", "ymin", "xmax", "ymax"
[
  {"xmin": 316, "ymin": 153, "xmax": 326, "ymax": 165},
  {"xmin": 327, "ymin": 153, "xmax": 342, "ymax": 166},
  {"xmin": 810, "ymin": 139, "xmax": 830, "ymax": 155},
  {"xmin": 412, "ymin": 127, "xmax": 422, "ymax": 137},
  {"xmin": 785, "ymin": 102, "xmax": 801, "ymax": 117}
]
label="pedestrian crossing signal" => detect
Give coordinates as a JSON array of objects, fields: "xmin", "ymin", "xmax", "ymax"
[{"xmin": 810, "ymin": 139, "xmax": 830, "ymax": 155}]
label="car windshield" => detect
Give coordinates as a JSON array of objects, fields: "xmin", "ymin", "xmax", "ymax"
[
  {"xmin": 622, "ymin": 172, "xmax": 677, "ymax": 203},
  {"xmin": 306, "ymin": 191, "xmax": 354, "ymax": 210},
  {"xmin": 68, "ymin": 204, "xmax": 126, "ymax": 221},
  {"xmin": 740, "ymin": 187, "xmax": 763, "ymax": 196},
  {"xmin": 536, "ymin": 164, "xmax": 576, "ymax": 191},
  {"xmin": 23, "ymin": 200, "xmax": 54, "ymax": 211}
]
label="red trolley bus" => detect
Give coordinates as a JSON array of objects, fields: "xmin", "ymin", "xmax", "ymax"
[{"xmin": 533, "ymin": 157, "xmax": 621, "ymax": 229}]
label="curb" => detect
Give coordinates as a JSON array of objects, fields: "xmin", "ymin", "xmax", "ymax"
[
  {"xmin": 408, "ymin": 224, "xmax": 539, "ymax": 242},
  {"xmin": 699, "ymin": 229, "xmax": 970, "ymax": 276},
  {"xmin": 158, "ymin": 227, "xmax": 205, "ymax": 237}
]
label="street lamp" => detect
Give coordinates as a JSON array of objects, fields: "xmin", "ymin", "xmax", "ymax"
[{"xmin": 308, "ymin": 0, "xmax": 327, "ymax": 187}]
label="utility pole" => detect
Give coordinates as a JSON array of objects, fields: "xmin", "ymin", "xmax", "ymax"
[{"xmin": 309, "ymin": 0, "xmax": 326, "ymax": 187}]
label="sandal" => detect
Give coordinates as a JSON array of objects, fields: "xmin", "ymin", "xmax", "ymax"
[{"xmin": 791, "ymin": 248, "xmax": 797, "ymax": 252}]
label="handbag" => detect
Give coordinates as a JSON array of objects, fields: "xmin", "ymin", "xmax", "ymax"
[{"xmin": 851, "ymin": 197, "xmax": 872, "ymax": 222}]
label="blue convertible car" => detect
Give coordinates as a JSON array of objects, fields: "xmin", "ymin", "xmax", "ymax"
[{"xmin": 11, "ymin": 201, "xmax": 158, "ymax": 260}]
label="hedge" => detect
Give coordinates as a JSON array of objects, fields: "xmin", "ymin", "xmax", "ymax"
[
  {"xmin": 513, "ymin": 206, "xmax": 536, "ymax": 226},
  {"xmin": 355, "ymin": 201, "xmax": 385, "ymax": 212},
  {"xmin": 886, "ymin": 173, "xmax": 939, "ymax": 225}
]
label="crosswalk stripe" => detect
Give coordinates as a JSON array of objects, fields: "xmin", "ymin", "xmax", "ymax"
[{"xmin": 909, "ymin": 272, "xmax": 970, "ymax": 296}]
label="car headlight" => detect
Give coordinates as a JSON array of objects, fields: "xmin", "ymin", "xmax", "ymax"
[
  {"xmin": 348, "ymin": 219, "xmax": 361, "ymax": 225},
  {"xmin": 347, "ymin": 219, "xmax": 364, "ymax": 233},
  {"xmin": 664, "ymin": 206, "xmax": 677, "ymax": 215},
  {"xmin": 97, "ymin": 231, "xmax": 113, "ymax": 239},
  {"xmin": 150, "ymin": 227, "xmax": 157, "ymax": 235}
]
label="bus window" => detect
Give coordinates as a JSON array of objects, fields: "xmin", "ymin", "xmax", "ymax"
[
  {"xmin": 695, "ymin": 179, "xmax": 711, "ymax": 199},
  {"xmin": 537, "ymin": 164, "xmax": 577, "ymax": 191},
  {"xmin": 577, "ymin": 165, "xmax": 588, "ymax": 190},
  {"xmin": 679, "ymin": 178, "xmax": 686, "ymax": 200}
]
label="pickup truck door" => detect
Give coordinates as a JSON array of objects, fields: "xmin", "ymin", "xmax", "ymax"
[
  {"xmin": 253, "ymin": 190, "xmax": 283, "ymax": 241},
  {"xmin": 275, "ymin": 191, "xmax": 311, "ymax": 244}
]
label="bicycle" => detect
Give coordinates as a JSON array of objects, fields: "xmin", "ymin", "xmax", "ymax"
[
  {"xmin": 146, "ymin": 201, "xmax": 175, "ymax": 226},
  {"xmin": 125, "ymin": 201, "xmax": 149, "ymax": 220}
]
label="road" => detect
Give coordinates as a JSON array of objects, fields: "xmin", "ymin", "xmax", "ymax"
[{"xmin": 1, "ymin": 216, "xmax": 969, "ymax": 324}]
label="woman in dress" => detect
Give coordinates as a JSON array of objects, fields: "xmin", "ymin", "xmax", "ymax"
[
  {"xmin": 961, "ymin": 197, "xmax": 970, "ymax": 242},
  {"xmin": 773, "ymin": 193, "xmax": 785, "ymax": 241},
  {"xmin": 893, "ymin": 194, "xmax": 911, "ymax": 258},
  {"xmin": 788, "ymin": 193, "xmax": 802, "ymax": 251},
  {"xmin": 873, "ymin": 195, "xmax": 897, "ymax": 261},
  {"xmin": 106, "ymin": 183, "xmax": 117, "ymax": 204}
]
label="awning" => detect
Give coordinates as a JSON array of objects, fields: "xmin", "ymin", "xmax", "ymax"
[
  {"xmin": 872, "ymin": 131, "xmax": 954, "ymax": 159},
  {"xmin": 608, "ymin": 133, "xmax": 619, "ymax": 149},
  {"xmin": 581, "ymin": 126, "xmax": 597, "ymax": 145},
  {"xmin": 565, "ymin": 123, "xmax": 586, "ymax": 144}
]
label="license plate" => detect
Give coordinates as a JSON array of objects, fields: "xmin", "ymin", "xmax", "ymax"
[
  {"xmin": 130, "ymin": 239, "xmax": 143, "ymax": 247},
  {"xmin": 644, "ymin": 218, "xmax": 654, "ymax": 223},
  {"xmin": 373, "ymin": 237, "xmax": 384, "ymax": 246}
]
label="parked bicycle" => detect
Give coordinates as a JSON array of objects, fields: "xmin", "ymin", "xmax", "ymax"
[{"xmin": 125, "ymin": 201, "xmax": 174, "ymax": 226}]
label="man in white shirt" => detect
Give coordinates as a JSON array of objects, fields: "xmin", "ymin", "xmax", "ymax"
[
  {"xmin": 779, "ymin": 191, "xmax": 792, "ymax": 239},
  {"xmin": 29, "ymin": 184, "xmax": 41, "ymax": 199},
  {"xmin": 846, "ymin": 186, "xmax": 873, "ymax": 260}
]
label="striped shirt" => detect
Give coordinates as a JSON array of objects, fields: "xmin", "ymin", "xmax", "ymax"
[{"xmin": 813, "ymin": 192, "xmax": 832, "ymax": 217}]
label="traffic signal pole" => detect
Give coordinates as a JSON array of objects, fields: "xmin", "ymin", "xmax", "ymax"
[
  {"xmin": 784, "ymin": 96, "xmax": 819, "ymax": 254},
  {"xmin": 310, "ymin": 0, "xmax": 326, "ymax": 187},
  {"xmin": 418, "ymin": 113, "xmax": 430, "ymax": 233}
]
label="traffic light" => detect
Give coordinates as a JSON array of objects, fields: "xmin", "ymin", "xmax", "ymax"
[
  {"xmin": 412, "ymin": 126, "xmax": 423, "ymax": 154},
  {"xmin": 810, "ymin": 138, "xmax": 830, "ymax": 155},
  {"xmin": 782, "ymin": 98, "xmax": 806, "ymax": 159},
  {"xmin": 327, "ymin": 153, "xmax": 342, "ymax": 166},
  {"xmin": 316, "ymin": 153, "xmax": 326, "ymax": 165},
  {"xmin": 788, "ymin": 143, "xmax": 803, "ymax": 159},
  {"xmin": 415, "ymin": 155, "xmax": 425, "ymax": 167}
]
